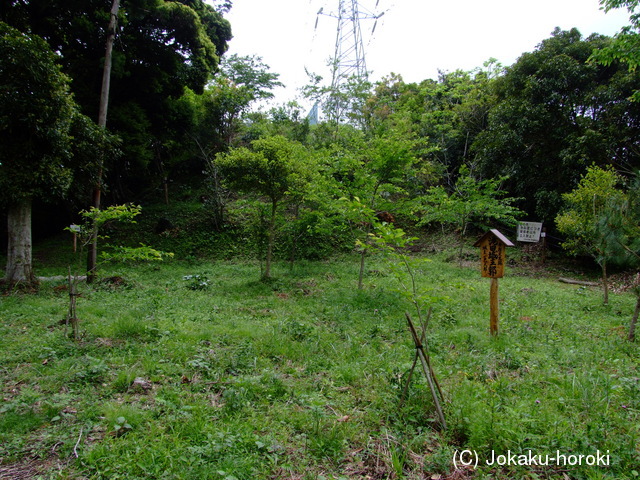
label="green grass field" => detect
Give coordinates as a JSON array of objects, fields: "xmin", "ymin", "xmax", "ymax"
[{"xmin": 1, "ymin": 245, "xmax": 639, "ymax": 479}]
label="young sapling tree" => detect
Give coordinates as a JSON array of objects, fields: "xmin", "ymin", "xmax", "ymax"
[
  {"xmin": 360, "ymin": 222, "xmax": 447, "ymax": 429},
  {"xmin": 215, "ymin": 135, "xmax": 313, "ymax": 279},
  {"xmin": 65, "ymin": 204, "xmax": 171, "ymax": 339},
  {"xmin": 597, "ymin": 174, "xmax": 640, "ymax": 339},
  {"xmin": 418, "ymin": 165, "xmax": 522, "ymax": 264},
  {"xmin": 556, "ymin": 165, "xmax": 626, "ymax": 305}
]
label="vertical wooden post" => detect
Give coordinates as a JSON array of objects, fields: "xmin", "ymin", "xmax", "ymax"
[
  {"xmin": 474, "ymin": 230, "xmax": 513, "ymax": 337},
  {"xmin": 490, "ymin": 277, "xmax": 499, "ymax": 336}
]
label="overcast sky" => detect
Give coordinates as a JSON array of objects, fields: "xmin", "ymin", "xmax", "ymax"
[{"xmin": 221, "ymin": 0, "xmax": 631, "ymax": 107}]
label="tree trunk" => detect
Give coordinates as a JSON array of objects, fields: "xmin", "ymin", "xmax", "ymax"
[
  {"xmin": 602, "ymin": 259, "xmax": 609, "ymax": 305},
  {"xmin": 357, "ymin": 248, "xmax": 366, "ymax": 290},
  {"xmin": 629, "ymin": 294, "xmax": 640, "ymax": 341},
  {"xmin": 358, "ymin": 184, "xmax": 380, "ymax": 290},
  {"xmin": 289, "ymin": 203, "xmax": 300, "ymax": 270},
  {"xmin": 87, "ymin": 0, "xmax": 120, "ymax": 284},
  {"xmin": 163, "ymin": 176, "xmax": 169, "ymax": 206},
  {"xmin": 5, "ymin": 198, "xmax": 35, "ymax": 285},
  {"xmin": 264, "ymin": 199, "xmax": 278, "ymax": 279}
]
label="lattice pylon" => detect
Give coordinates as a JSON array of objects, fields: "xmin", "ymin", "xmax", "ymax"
[
  {"xmin": 331, "ymin": 0, "xmax": 368, "ymax": 91},
  {"xmin": 313, "ymin": 0, "xmax": 382, "ymax": 123}
]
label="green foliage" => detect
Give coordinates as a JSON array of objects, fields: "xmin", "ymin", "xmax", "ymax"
[
  {"xmin": 71, "ymin": 356, "xmax": 110, "ymax": 384},
  {"xmin": 556, "ymin": 165, "xmax": 626, "ymax": 260},
  {"xmin": 474, "ymin": 28, "xmax": 640, "ymax": 221},
  {"xmin": 1, "ymin": 0, "xmax": 232, "ymax": 195},
  {"xmin": 417, "ymin": 165, "xmax": 523, "ymax": 253},
  {"xmin": 100, "ymin": 244, "xmax": 173, "ymax": 264},
  {"xmin": 0, "ymin": 22, "xmax": 117, "ymax": 284},
  {"xmin": 592, "ymin": 1, "xmax": 640, "ymax": 99},
  {"xmin": 363, "ymin": 223, "xmax": 436, "ymax": 311},
  {"xmin": 362, "ymin": 67, "xmax": 500, "ymax": 182},
  {"xmin": 600, "ymin": 174, "xmax": 640, "ymax": 266},
  {"xmin": 216, "ymin": 135, "xmax": 312, "ymax": 204},
  {"xmin": 215, "ymin": 135, "xmax": 316, "ymax": 277},
  {"xmin": 72, "ymin": 204, "xmax": 171, "ymax": 263},
  {"xmin": 76, "ymin": 204, "xmax": 143, "ymax": 235},
  {"xmin": 0, "ymin": 22, "xmax": 99, "ymax": 206},
  {"xmin": 1, "ymin": 250, "xmax": 639, "ymax": 478},
  {"xmin": 192, "ymin": 54, "xmax": 284, "ymax": 154},
  {"xmin": 183, "ymin": 274, "xmax": 210, "ymax": 291},
  {"xmin": 555, "ymin": 165, "xmax": 627, "ymax": 305}
]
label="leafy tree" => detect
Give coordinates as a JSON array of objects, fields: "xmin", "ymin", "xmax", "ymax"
[
  {"xmin": 196, "ymin": 54, "xmax": 284, "ymax": 151},
  {"xmin": 607, "ymin": 175, "xmax": 640, "ymax": 339},
  {"xmin": 592, "ymin": 0, "xmax": 640, "ymax": 100},
  {"xmin": 360, "ymin": 222, "xmax": 446, "ymax": 429},
  {"xmin": 417, "ymin": 165, "xmax": 522, "ymax": 262},
  {"xmin": 555, "ymin": 165, "xmax": 626, "ymax": 304},
  {"xmin": 347, "ymin": 127, "xmax": 419, "ymax": 289},
  {"xmin": 595, "ymin": 174, "xmax": 640, "ymax": 338},
  {"xmin": 215, "ymin": 136, "xmax": 313, "ymax": 279},
  {"xmin": 72, "ymin": 205, "xmax": 172, "ymax": 264},
  {"xmin": 363, "ymin": 66, "xmax": 500, "ymax": 186},
  {"xmin": 474, "ymin": 28, "xmax": 640, "ymax": 222},
  {"xmin": 0, "ymin": 23, "xmax": 111, "ymax": 285},
  {"xmin": 241, "ymin": 103, "xmax": 311, "ymax": 145},
  {"xmin": 65, "ymin": 204, "xmax": 171, "ymax": 338},
  {"xmin": 193, "ymin": 55, "xmax": 282, "ymax": 148},
  {"xmin": 1, "ymin": 0, "xmax": 232, "ymax": 200},
  {"xmin": 190, "ymin": 55, "xmax": 283, "ymax": 228},
  {"xmin": 303, "ymin": 71, "xmax": 372, "ymax": 127},
  {"xmin": 150, "ymin": 92, "xmax": 201, "ymax": 205}
]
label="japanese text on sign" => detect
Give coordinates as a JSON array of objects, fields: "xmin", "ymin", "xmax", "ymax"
[
  {"xmin": 517, "ymin": 222, "xmax": 542, "ymax": 242},
  {"xmin": 481, "ymin": 235, "xmax": 505, "ymax": 278}
]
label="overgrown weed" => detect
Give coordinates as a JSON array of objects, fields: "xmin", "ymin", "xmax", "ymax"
[{"xmin": 1, "ymin": 251, "xmax": 638, "ymax": 479}]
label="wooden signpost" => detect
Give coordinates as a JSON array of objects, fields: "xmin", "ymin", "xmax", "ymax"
[
  {"xmin": 473, "ymin": 229, "xmax": 514, "ymax": 336},
  {"xmin": 69, "ymin": 224, "xmax": 81, "ymax": 253}
]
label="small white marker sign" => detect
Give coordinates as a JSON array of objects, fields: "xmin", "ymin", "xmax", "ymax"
[{"xmin": 517, "ymin": 222, "xmax": 543, "ymax": 243}]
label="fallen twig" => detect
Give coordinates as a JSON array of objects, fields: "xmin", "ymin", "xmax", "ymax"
[
  {"xmin": 73, "ymin": 427, "xmax": 83, "ymax": 458},
  {"xmin": 559, "ymin": 277, "xmax": 600, "ymax": 287}
]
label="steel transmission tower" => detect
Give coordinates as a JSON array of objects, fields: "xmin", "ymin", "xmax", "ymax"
[
  {"xmin": 315, "ymin": 0, "xmax": 383, "ymax": 122},
  {"xmin": 331, "ymin": 0, "xmax": 369, "ymax": 91}
]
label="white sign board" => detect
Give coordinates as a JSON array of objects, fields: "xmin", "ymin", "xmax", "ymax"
[{"xmin": 517, "ymin": 222, "xmax": 543, "ymax": 242}]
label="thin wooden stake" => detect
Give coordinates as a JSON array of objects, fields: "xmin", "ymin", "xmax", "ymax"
[
  {"xmin": 418, "ymin": 307, "xmax": 444, "ymax": 402},
  {"xmin": 405, "ymin": 312, "xmax": 446, "ymax": 430}
]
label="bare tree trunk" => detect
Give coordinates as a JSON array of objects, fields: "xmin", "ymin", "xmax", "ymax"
[
  {"xmin": 5, "ymin": 198, "xmax": 36, "ymax": 285},
  {"xmin": 87, "ymin": 0, "xmax": 120, "ymax": 283}
]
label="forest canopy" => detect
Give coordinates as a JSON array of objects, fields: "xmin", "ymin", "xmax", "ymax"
[{"xmin": 1, "ymin": 1, "xmax": 640, "ymax": 278}]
